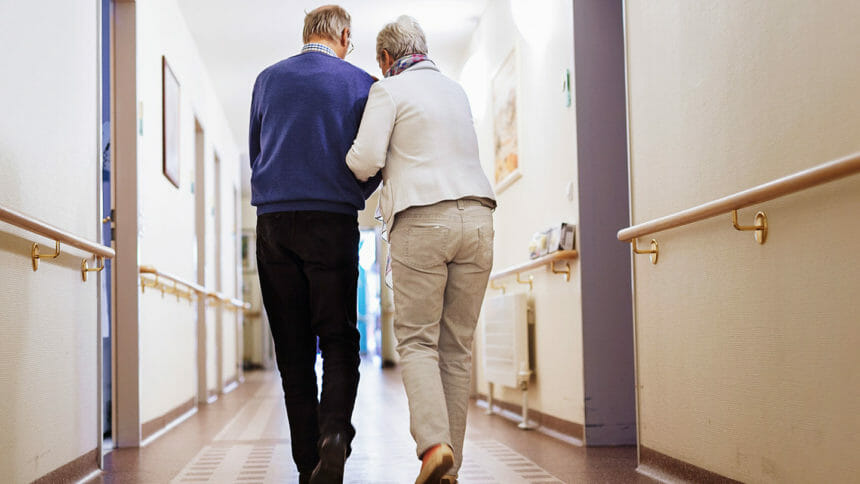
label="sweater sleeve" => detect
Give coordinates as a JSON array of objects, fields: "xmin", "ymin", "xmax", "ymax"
[
  {"xmin": 346, "ymin": 83, "xmax": 396, "ymax": 182},
  {"xmin": 248, "ymin": 75, "xmax": 262, "ymax": 168}
]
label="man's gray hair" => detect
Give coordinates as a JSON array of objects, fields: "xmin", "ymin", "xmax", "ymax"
[
  {"xmin": 376, "ymin": 15, "xmax": 428, "ymax": 61},
  {"xmin": 303, "ymin": 5, "xmax": 351, "ymax": 43}
]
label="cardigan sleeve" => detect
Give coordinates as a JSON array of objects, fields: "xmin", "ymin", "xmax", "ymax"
[{"xmin": 346, "ymin": 83, "xmax": 396, "ymax": 182}]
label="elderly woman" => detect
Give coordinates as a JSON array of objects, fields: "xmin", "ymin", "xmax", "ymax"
[{"xmin": 346, "ymin": 15, "xmax": 496, "ymax": 484}]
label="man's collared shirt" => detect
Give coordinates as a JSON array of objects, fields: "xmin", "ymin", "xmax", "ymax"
[{"xmin": 301, "ymin": 43, "xmax": 337, "ymax": 57}]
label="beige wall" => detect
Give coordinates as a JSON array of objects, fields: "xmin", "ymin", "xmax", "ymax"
[
  {"xmin": 626, "ymin": 1, "xmax": 860, "ymax": 482},
  {"xmin": 466, "ymin": 0, "xmax": 585, "ymax": 426},
  {"xmin": 0, "ymin": 1, "xmax": 100, "ymax": 482},
  {"xmin": 136, "ymin": 0, "xmax": 241, "ymax": 419}
]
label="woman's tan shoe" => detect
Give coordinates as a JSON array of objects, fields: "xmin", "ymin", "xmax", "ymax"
[
  {"xmin": 415, "ymin": 444, "xmax": 454, "ymax": 484},
  {"xmin": 440, "ymin": 475, "xmax": 458, "ymax": 484}
]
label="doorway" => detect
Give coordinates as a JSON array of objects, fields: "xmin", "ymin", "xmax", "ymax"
[{"xmin": 357, "ymin": 229, "xmax": 382, "ymax": 361}]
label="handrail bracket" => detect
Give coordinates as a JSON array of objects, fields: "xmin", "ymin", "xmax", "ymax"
[
  {"xmin": 515, "ymin": 273, "xmax": 534, "ymax": 291},
  {"xmin": 731, "ymin": 209, "xmax": 767, "ymax": 244},
  {"xmin": 550, "ymin": 260, "xmax": 571, "ymax": 281},
  {"xmin": 632, "ymin": 238, "xmax": 659, "ymax": 264},
  {"xmin": 81, "ymin": 256, "xmax": 105, "ymax": 282},
  {"xmin": 489, "ymin": 280, "xmax": 506, "ymax": 293},
  {"xmin": 31, "ymin": 241, "xmax": 61, "ymax": 272}
]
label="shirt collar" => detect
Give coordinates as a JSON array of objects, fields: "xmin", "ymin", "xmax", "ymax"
[{"xmin": 301, "ymin": 43, "xmax": 337, "ymax": 58}]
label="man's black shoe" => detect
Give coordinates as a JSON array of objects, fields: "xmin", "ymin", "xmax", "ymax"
[{"xmin": 309, "ymin": 434, "xmax": 349, "ymax": 484}]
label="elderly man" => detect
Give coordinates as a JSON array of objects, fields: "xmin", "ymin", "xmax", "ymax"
[{"xmin": 248, "ymin": 5, "xmax": 378, "ymax": 483}]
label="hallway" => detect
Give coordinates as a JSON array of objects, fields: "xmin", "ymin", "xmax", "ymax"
[
  {"xmin": 96, "ymin": 360, "xmax": 650, "ymax": 483},
  {"xmin": 3, "ymin": 1, "xmax": 860, "ymax": 482}
]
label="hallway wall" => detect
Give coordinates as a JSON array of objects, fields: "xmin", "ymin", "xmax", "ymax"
[
  {"xmin": 0, "ymin": 2, "xmax": 100, "ymax": 482},
  {"xmin": 136, "ymin": 0, "xmax": 241, "ymax": 423},
  {"xmin": 466, "ymin": 0, "xmax": 585, "ymax": 428},
  {"xmin": 625, "ymin": 1, "xmax": 860, "ymax": 481}
]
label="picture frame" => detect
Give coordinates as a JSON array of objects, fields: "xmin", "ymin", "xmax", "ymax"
[
  {"xmin": 492, "ymin": 48, "xmax": 522, "ymax": 193},
  {"xmin": 162, "ymin": 56, "xmax": 180, "ymax": 188}
]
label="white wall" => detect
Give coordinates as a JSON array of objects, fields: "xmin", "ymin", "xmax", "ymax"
[
  {"xmin": 222, "ymin": 310, "xmax": 239, "ymax": 385},
  {"xmin": 206, "ymin": 305, "xmax": 218, "ymax": 393},
  {"xmin": 0, "ymin": 1, "xmax": 100, "ymax": 481},
  {"xmin": 466, "ymin": 0, "xmax": 585, "ymax": 426},
  {"xmin": 136, "ymin": 0, "xmax": 241, "ymax": 422},
  {"xmin": 626, "ymin": 1, "xmax": 860, "ymax": 481}
]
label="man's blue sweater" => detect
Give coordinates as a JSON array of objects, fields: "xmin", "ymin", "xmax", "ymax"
[{"xmin": 249, "ymin": 52, "xmax": 379, "ymax": 216}]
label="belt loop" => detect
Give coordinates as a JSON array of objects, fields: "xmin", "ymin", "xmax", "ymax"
[{"xmin": 456, "ymin": 199, "xmax": 465, "ymax": 210}]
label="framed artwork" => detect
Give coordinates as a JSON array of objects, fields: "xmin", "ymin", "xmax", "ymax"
[
  {"xmin": 162, "ymin": 56, "xmax": 180, "ymax": 188},
  {"xmin": 492, "ymin": 48, "xmax": 521, "ymax": 193}
]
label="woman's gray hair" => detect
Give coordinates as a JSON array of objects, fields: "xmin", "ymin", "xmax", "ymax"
[
  {"xmin": 376, "ymin": 15, "xmax": 428, "ymax": 61},
  {"xmin": 303, "ymin": 5, "xmax": 351, "ymax": 43}
]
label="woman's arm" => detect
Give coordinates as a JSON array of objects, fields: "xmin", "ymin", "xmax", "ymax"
[{"xmin": 347, "ymin": 83, "xmax": 396, "ymax": 182}]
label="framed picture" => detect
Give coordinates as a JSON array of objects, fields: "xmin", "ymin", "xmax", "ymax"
[
  {"xmin": 162, "ymin": 56, "xmax": 180, "ymax": 188},
  {"xmin": 492, "ymin": 48, "xmax": 522, "ymax": 193}
]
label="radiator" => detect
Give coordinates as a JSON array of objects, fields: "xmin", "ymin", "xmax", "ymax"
[{"xmin": 482, "ymin": 292, "xmax": 531, "ymax": 390}]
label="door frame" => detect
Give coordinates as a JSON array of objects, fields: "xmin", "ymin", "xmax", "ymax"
[
  {"xmin": 96, "ymin": 0, "xmax": 106, "ymax": 467},
  {"xmin": 214, "ymin": 152, "xmax": 224, "ymax": 395},
  {"xmin": 572, "ymin": 0, "xmax": 637, "ymax": 446},
  {"xmin": 194, "ymin": 118, "xmax": 209, "ymax": 404},
  {"xmin": 112, "ymin": 0, "xmax": 142, "ymax": 448}
]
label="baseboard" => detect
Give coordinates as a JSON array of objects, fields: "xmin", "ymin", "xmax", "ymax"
[
  {"xmin": 473, "ymin": 393, "xmax": 584, "ymax": 445},
  {"xmin": 637, "ymin": 446, "xmax": 742, "ymax": 483},
  {"xmin": 223, "ymin": 376, "xmax": 239, "ymax": 394},
  {"xmin": 32, "ymin": 448, "xmax": 98, "ymax": 484},
  {"xmin": 141, "ymin": 397, "xmax": 197, "ymax": 441}
]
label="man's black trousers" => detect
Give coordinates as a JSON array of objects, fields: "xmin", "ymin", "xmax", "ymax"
[{"xmin": 256, "ymin": 211, "xmax": 361, "ymax": 473}]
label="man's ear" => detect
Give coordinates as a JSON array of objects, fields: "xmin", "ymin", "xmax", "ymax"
[{"xmin": 341, "ymin": 28, "xmax": 350, "ymax": 48}]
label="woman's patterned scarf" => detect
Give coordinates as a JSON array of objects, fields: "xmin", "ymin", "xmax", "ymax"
[{"xmin": 385, "ymin": 54, "xmax": 433, "ymax": 77}]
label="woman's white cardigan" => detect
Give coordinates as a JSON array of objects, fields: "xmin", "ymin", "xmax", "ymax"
[{"xmin": 346, "ymin": 61, "xmax": 496, "ymax": 231}]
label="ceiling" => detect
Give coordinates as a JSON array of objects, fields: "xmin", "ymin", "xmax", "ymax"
[{"xmin": 178, "ymin": 0, "xmax": 490, "ymax": 194}]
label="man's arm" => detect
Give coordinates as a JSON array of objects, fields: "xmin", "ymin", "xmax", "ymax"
[
  {"xmin": 248, "ymin": 76, "xmax": 262, "ymax": 168},
  {"xmin": 346, "ymin": 83, "xmax": 395, "ymax": 182},
  {"xmin": 359, "ymin": 172, "xmax": 382, "ymax": 199}
]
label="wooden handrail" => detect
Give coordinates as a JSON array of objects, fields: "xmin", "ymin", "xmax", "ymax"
[
  {"xmin": 229, "ymin": 298, "xmax": 252, "ymax": 311},
  {"xmin": 617, "ymin": 152, "xmax": 860, "ymax": 241},
  {"xmin": 0, "ymin": 203, "xmax": 115, "ymax": 259},
  {"xmin": 140, "ymin": 265, "xmax": 205, "ymax": 293},
  {"xmin": 140, "ymin": 265, "xmax": 249, "ymax": 309},
  {"xmin": 490, "ymin": 250, "xmax": 579, "ymax": 281}
]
